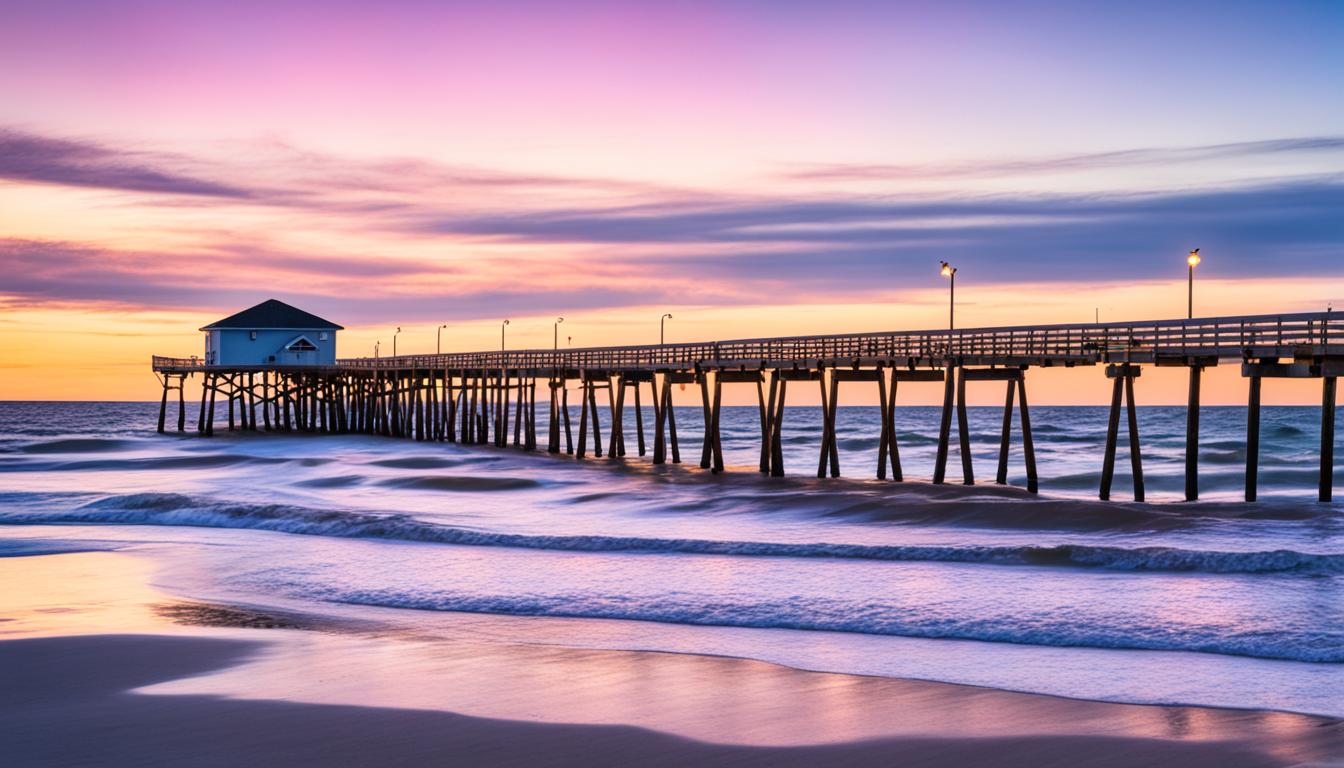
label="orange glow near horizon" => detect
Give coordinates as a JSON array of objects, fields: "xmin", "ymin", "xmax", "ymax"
[{"xmin": 1, "ymin": 277, "xmax": 1339, "ymax": 405}]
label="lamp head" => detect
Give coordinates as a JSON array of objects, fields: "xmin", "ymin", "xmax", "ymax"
[
  {"xmin": 503, "ymin": 319, "xmax": 510, "ymax": 326},
  {"xmin": 940, "ymin": 261, "xmax": 955, "ymax": 278},
  {"xmin": 556, "ymin": 316, "xmax": 564, "ymax": 324},
  {"xmin": 1187, "ymin": 249, "xmax": 1201, "ymax": 267}
]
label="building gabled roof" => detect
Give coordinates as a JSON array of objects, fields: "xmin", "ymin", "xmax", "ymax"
[{"xmin": 200, "ymin": 299, "xmax": 344, "ymax": 331}]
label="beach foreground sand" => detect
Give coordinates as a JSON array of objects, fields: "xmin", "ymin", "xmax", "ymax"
[{"xmin": 2, "ymin": 550, "xmax": 1339, "ymax": 767}]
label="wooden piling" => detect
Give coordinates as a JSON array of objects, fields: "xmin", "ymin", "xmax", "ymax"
[
  {"xmin": 157, "ymin": 375, "xmax": 169, "ymax": 433},
  {"xmin": 176, "ymin": 375, "xmax": 186, "ymax": 432},
  {"xmin": 549, "ymin": 375, "xmax": 561, "ymax": 453},
  {"xmin": 1246, "ymin": 375, "xmax": 1261, "ymax": 502},
  {"xmin": 634, "ymin": 381, "xmax": 646, "ymax": 456},
  {"xmin": 1125, "ymin": 373, "xmax": 1144, "ymax": 502},
  {"xmin": 1018, "ymin": 377, "xmax": 1037, "ymax": 493},
  {"xmin": 955, "ymin": 367, "xmax": 973, "ymax": 485},
  {"xmin": 816, "ymin": 369, "xmax": 832, "ymax": 479},
  {"xmin": 1185, "ymin": 365, "xmax": 1202, "ymax": 501},
  {"xmin": 653, "ymin": 374, "xmax": 667, "ymax": 465},
  {"xmin": 933, "ymin": 367, "xmax": 955, "ymax": 484},
  {"xmin": 1322, "ymin": 376, "xmax": 1337, "ymax": 503},
  {"xmin": 1099, "ymin": 375, "xmax": 1123, "ymax": 501},
  {"xmin": 205, "ymin": 375, "xmax": 218, "ymax": 436},
  {"xmin": 710, "ymin": 371, "xmax": 725, "ymax": 473},
  {"xmin": 995, "ymin": 379, "xmax": 1015, "ymax": 485},
  {"xmin": 563, "ymin": 382, "xmax": 573, "ymax": 454},
  {"xmin": 699, "ymin": 372, "xmax": 713, "ymax": 469},
  {"xmin": 760, "ymin": 373, "xmax": 775, "ymax": 474},
  {"xmin": 769, "ymin": 377, "xmax": 786, "ymax": 477},
  {"xmin": 886, "ymin": 373, "xmax": 902, "ymax": 481}
]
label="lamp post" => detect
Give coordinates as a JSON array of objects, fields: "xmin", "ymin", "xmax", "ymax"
[
  {"xmin": 1187, "ymin": 248, "xmax": 1201, "ymax": 319},
  {"xmin": 501, "ymin": 319, "xmax": 509, "ymax": 351},
  {"xmin": 554, "ymin": 317, "xmax": 564, "ymax": 350},
  {"xmin": 393, "ymin": 326, "xmax": 401, "ymax": 357},
  {"xmin": 436, "ymin": 324, "xmax": 447, "ymax": 355},
  {"xmin": 660, "ymin": 313, "xmax": 673, "ymax": 345},
  {"xmin": 939, "ymin": 261, "xmax": 957, "ymax": 330},
  {"xmin": 374, "ymin": 340, "xmax": 380, "ymax": 358}
]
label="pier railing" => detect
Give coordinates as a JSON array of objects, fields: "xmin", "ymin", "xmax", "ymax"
[{"xmin": 155, "ymin": 311, "xmax": 1338, "ymax": 373}]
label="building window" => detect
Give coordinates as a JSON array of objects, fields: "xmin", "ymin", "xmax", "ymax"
[
  {"xmin": 250, "ymin": 331, "xmax": 257, "ymax": 340},
  {"xmin": 286, "ymin": 337, "xmax": 318, "ymax": 352},
  {"xmin": 319, "ymin": 332, "xmax": 328, "ymax": 341}
]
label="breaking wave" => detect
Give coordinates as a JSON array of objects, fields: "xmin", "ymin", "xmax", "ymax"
[{"xmin": 5, "ymin": 492, "xmax": 1340, "ymax": 576}]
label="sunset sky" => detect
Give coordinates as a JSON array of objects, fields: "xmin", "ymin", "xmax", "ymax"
[{"xmin": 2, "ymin": 0, "xmax": 1342, "ymax": 404}]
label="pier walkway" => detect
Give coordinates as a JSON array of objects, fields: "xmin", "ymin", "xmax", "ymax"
[{"xmin": 154, "ymin": 311, "xmax": 1343, "ymax": 502}]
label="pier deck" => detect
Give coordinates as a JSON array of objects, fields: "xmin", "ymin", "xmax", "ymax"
[{"xmin": 153, "ymin": 311, "xmax": 1342, "ymax": 502}]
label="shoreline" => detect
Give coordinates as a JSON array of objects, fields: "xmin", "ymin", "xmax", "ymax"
[
  {"xmin": 7, "ymin": 632, "xmax": 1333, "ymax": 768},
  {"xmin": 2, "ymin": 549, "xmax": 1340, "ymax": 766}
]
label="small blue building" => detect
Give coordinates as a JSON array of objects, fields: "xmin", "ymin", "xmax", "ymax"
[{"xmin": 201, "ymin": 299, "xmax": 343, "ymax": 366}]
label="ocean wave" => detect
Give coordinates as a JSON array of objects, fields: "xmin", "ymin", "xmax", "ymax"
[
  {"xmin": 305, "ymin": 587, "xmax": 1344, "ymax": 663},
  {"xmin": 15, "ymin": 438, "xmax": 142, "ymax": 454},
  {"xmin": 0, "ymin": 454, "xmax": 297, "ymax": 473},
  {"xmin": 6, "ymin": 493, "xmax": 1340, "ymax": 575},
  {"xmin": 367, "ymin": 456, "xmax": 503, "ymax": 469},
  {"xmin": 376, "ymin": 475, "xmax": 543, "ymax": 491}
]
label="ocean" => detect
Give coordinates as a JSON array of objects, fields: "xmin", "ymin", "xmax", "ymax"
[{"xmin": 1, "ymin": 400, "xmax": 1340, "ymax": 716}]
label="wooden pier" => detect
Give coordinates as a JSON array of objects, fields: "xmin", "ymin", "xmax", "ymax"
[{"xmin": 154, "ymin": 311, "xmax": 1343, "ymax": 501}]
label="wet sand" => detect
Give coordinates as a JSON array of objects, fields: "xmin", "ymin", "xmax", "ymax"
[{"xmin": 1, "ymin": 551, "xmax": 1339, "ymax": 767}]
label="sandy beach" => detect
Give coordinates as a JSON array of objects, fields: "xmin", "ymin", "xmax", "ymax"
[{"xmin": 2, "ymin": 550, "xmax": 1338, "ymax": 767}]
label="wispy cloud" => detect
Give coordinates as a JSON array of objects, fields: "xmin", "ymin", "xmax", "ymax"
[
  {"xmin": 3, "ymin": 128, "xmax": 1341, "ymax": 324},
  {"xmin": 0, "ymin": 128, "xmax": 253, "ymax": 198},
  {"xmin": 783, "ymin": 136, "xmax": 1344, "ymax": 182}
]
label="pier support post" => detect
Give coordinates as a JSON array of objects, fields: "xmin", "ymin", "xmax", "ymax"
[
  {"xmin": 1018, "ymin": 376, "xmax": 1038, "ymax": 493},
  {"xmin": 1246, "ymin": 375, "xmax": 1261, "ymax": 502},
  {"xmin": 1323, "ymin": 376, "xmax": 1337, "ymax": 503},
  {"xmin": 817, "ymin": 368, "xmax": 840, "ymax": 478},
  {"xmin": 157, "ymin": 375, "xmax": 169, "ymax": 433},
  {"xmin": 668, "ymin": 381, "xmax": 680, "ymax": 464},
  {"xmin": 956, "ymin": 367, "xmax": 973, "ymax": 485},
  {"xmin": 588, "ymin": 376, "xmax": 603, "ymax": 457},
  {"xmin": 876, "ymin": 368, "xmax": 891, "ymax": 480},
  {"xmin": 548, "ymin": 375, "xmax": 561, "ymax": 453},
  {"xmin": 996, "ymin": 378, "xmax": 1015, "ymax": 485},
  {"xmin": 205, "ymin": 375, "xmax": 218, "ymax": 436},
  {"xmin": 770, "ymin": 377, "xmax": 787, "ymax": 477},
  {"xmin": 933, "ymin": 366, "xmax": 955, "ymax": 484},
  {"xmin": 1100, "ymin": 376, "xmax": 1123, "ymax": 501},
  {"xmin": 1100, "ymin": 364, "xmax": 1144, "ymax": 501},
  {"xmin": 653, "ymin": 374, "xmax": 667, "ymax": 464},
  {"xmin": 1185, "ymin": 365, "xmax": 1202, "ymax": 501},
  {"xmin": 634, "ymin": 380, "xmax": 646, "ymax": 457},
  {"xmin": 260, "ymin": 372, "xmax": 272, "ymax": 431},
  {"xmin": 711, "ymin": 372, "xmax": 725, "ymax": 473},
  {"xmin": 514, "ymin": 375, "xmax": 526, "ymax": 447},
  {"xmin": 1125, "ymin": 373, "xmax": 1144, "ymax": 502},
  {"xmin": 527, "ymin": 377, "xmax": 538, "ymax": 450},
  {"xmin": 176, "ymin": 374, "xmax": 186, "ymax": 432},
  {"xmin": 885, "ymin": 372, "xmax": 902, "ymax": 481},
  {"xmin": 197, "ymin": 374, "xmax": 209, "ymax": 434},
  {"xmin": 609, "ymin": 373, "xmax": 625, "ymax": 458},
  {"xmin": 563, "ymin": 381, "xmax": 573, "ymax": 454},
  {"xmin": 759, "ymin": 373, "xmax": 775, "ymax": 474},
  {"xmin": 247, "ymin": 373, "xmax": 257, "ymax": 431},
  {"xmin": 699, "ymin": 371, "xmax": 713, "ymax": 469},
  {"xmin": 577, "ymin": 375, "xmax": 589, "ymax": 458}
]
